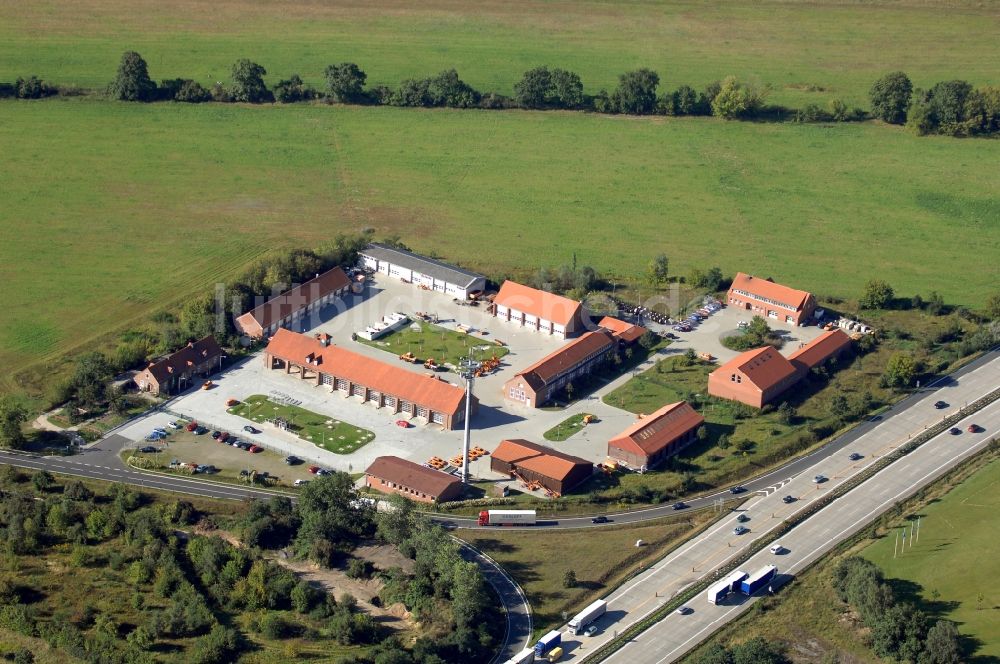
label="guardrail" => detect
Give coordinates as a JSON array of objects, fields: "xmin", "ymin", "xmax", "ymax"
[{"xmin": 584, "ymin": 385, "xmax": 1000, "ymax": 662}]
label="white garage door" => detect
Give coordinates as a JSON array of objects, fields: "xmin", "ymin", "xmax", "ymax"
[
  {"xmin": 416, "ymin": 406, "xmax": 428, "ymax": 419},
  {"xmin": 336, "ymin": 379, "xmax": 349, "ymax": 392},
  {"xmin": 352, "ymin": 385, "xmax": 366, "ymax": 398},
  {"xmin": 321, "ymin": 374, "xmax": 333, "ymax": 386},
  {"xmin": 431, "ymin": 412, "xmax": 445, "ymax": 424},
  {"xmin": 384, "ymin": 395, "xmax": 396, "ymax": 408}
]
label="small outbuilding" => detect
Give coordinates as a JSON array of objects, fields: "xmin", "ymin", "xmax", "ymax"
[
  {"xmin": 365, "ymin": 456, "xmax": 464, "ymax": 504},
  {"xmin": 490, "ymin": 439, "xmax": 594, "ymax": 496},
  {"xmin": 493, "ymin": 280, "xmax": 584, "ymax": 338},
  {"xmin": 607, "ymin": 401, "xmax": 705, "ymax": 469}
]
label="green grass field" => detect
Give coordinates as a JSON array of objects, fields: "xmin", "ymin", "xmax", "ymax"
[
  {"xmin": 356, "ymin": 321, "xmax": 507, "ymax": 369},
  {"xmin": 543, "ymin": 413, "xmax": 596, "ymax": 442},
  {"xmin": 862, "ymin": 458, "xmax": 1000, "ymax": 660},
  {"xmin": 228, "ymin": 395, "xmax": 374, "ymax": 454},
  {"xmin": 2, "ymin": 0, "xmax": 999, "ymax": 108}
]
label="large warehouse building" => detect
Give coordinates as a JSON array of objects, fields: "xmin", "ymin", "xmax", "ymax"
[
  {"xmin": 503, "ymin": 330, "xmax": 616, "ymax": 408},
  {"xmin": 490, "ymin": 439, "xmax": 593, "ymax": 496},
  {"xmin": 365, "ymin": 456, "xmax": 464, "ymax": 504},
  {"xmin": 263, "ymin": 329, "xmax": 477, "ymax": 429},
  {"xmin": 134, "ymin": 336, "xmax": 224, "ymax": 396},
  {"xmin": 359, "ymin": 243, "xmax": 486, "ymax": 299},
  {"xmin": 235, "ymin": 266, "xmax": 351, "ymax": 340},
  {"xmin": 492, "ymin": 280, "xmax": 584, "ymax": 338},
  {"xmin": 727, "ymin": 272, "xmax": 817, "ymax": 326},
  {"xmin": 607, "ymin": 401, "xmax": 705, "ymax": 469}
]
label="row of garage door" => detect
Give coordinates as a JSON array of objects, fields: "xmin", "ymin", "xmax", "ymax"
[{"xmin": 319, "ymin": 374, "xmax": 445, "ymax": 424}]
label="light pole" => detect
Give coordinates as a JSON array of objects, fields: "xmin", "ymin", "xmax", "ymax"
[{"xmin": 459, "ymin": 352, "xmax": 481, "ymax": 485}]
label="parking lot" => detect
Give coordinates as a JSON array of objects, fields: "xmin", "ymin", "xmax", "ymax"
[{"xmin": 118, "ymin": 277, "xmax": 829, "ymax": 485}]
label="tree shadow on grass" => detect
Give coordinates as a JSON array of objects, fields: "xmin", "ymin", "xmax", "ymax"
[{"xmin": 471, "ymin": 538, "xmax": 516, "ymax": 555}]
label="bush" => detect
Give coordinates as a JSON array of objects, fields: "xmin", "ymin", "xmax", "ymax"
[
  {"xmin": 259, "ymin": 612, "xmax": 299, "ymax": 639},
  {"xmin": 869, "ymin": 71, "xmax": 913, "ymax": 124},
  {"xmin": 190, "ymin": 625, "xmax": 241, "ymax": 664},
  {"xmin": 15, "ymin": 75, "xmax": 56, "ymax": 99},
  {"xmin": 346, "ymin": 558, "xmax": 375, "ymax": 580}
]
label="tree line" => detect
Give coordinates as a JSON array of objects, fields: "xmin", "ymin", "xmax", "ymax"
[{"xmin": 868, "ymin": 71, "xmax": 1000, "ymax": 136}]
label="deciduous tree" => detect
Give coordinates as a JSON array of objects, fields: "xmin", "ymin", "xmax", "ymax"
[
  {"xmin": 325, "ymin": 63, "xmax": 367, "ymax": 102},
  {"xmin": 869, "ymin": 71, "xmax": 913, "ymax": 124},
  {"xmin": 230, "ymin": 59, "xmax": 270, "ymax": 103},
  {"xmin": 110, "ymin": 51, "xmax": 156, "ymax": 101}
]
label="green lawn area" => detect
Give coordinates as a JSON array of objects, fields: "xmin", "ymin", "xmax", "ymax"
[
  {"xmin": 861, "ymin": 457, "xmax": 1000, "ymax": 661},
  {"xmin": 2, "ymin": 86, "xmax": 999, "ymax": 398},
  {"xmin": 3, "ymin": 0, "xmax": 1000, "ymax": 108},
  {"xmin": 460, "ymin": 512, "xmax": 716, "ymax": 634},
  {"xmin": 228, "ymin": 394, "xmax": 374, "ymax": 454},
  {"xmin": 543, "ymin": 413, "xmax": 596, "ymax": 442},
  {"xmin": 356, "ymin": 321, "xmax": 508, "ymax": 369}
]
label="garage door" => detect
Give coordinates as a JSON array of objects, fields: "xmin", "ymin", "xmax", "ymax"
[
  {"xmin": 352, "ymin": 385, "xmax": 366, "ymax": 398},
  {"xmin": 415, "ymin": 406, "xmax": 428, "ymax": 419},
  {"xmin": 336, "ymin": 379, "xmax": 349, "ymax": 392},
  {"xmin": 369, "ymin": 391, "xmax": 381, "ymax": 404},
  {"xmin": 399, "ymin": 400, "xmax": 412, "ymax": 412},
  {"xmin": 384, "ymin": 395, "xmax": 396, "ymax": 408},
  {"xmin": 321, "ymin": 374, "xmax": 333, "ymax": 386},
  {"xmin": 431, "ymin": 412, "xmax": 445, "ymax": 424}
]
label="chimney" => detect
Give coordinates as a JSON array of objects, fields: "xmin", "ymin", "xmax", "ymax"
[{"xmin": 187, "ymin": 341, "xmax": 194, "ymax": 348}]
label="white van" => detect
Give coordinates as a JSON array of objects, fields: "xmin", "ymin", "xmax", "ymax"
[{"xmin": 769, "ymin": 544, "xmax": 784, "ymax": 554}]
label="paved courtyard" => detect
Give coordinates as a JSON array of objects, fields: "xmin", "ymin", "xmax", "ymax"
[{"xmin": 119, "ymin": 277, "xmax": 832, "ymax": 482}]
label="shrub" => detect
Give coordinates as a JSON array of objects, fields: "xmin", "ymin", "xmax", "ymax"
[
  {"xmin": 346, "ymin": 558, "xmax": 375, "ymax": 580},
  {"xmin": 15, "ymin": 75, "xmax": 56, "ymax": 99},
  {"xmin": 869, "ymin": 71, "xmax": 912, "ymax": 124}
]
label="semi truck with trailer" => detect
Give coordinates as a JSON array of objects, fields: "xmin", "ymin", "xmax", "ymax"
[
  {"xmin": 568, "ymin": 599, "xmax": 607, "ymax": 635},
  {"xmin": 706, "ymin": 569, "xmax": 748, "ymax": 604},
  {"xmin": 478, "ymin": 510, "xmax": 537, "ymax": 526},
  {"xmin": 534, "ymin": 630, "xmax": 562, "ymax": 657},
  {"xmin": 740, "ymin": 564, "xmax": 777, "ymax": 596},
  {"xmin": 501, "ymin": 648, "xmax": 535, "ymax": 664}
]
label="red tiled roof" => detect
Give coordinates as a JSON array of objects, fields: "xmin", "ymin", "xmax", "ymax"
[
  {"xmin": 144, "ymin": 336, "xmax": 223, "ymax": 383},
  {"xmin": 515, "ymin": 331, "xmax": 615, "ymax": 387},
  {"xmin": 729, "ymin": 273, "xmax": 813, "ymax": 311},
  {"xmin": 237, "ymin": 267, "xmax": 350, "ymax": 331},
  {"xmin": 609, "ymin": 402, "xmax": 705, "ymax": 457},
  {"xmin": 494, "ymin": 281, "xmax": 582, "ymax": 327},
  {"xmin": 265, "ymin": 329, "xmax": 468, "ymax": 414},
  {"xmin": 788, "ymin": 329, "xmax": 852, "ymax": 370},
  {"xmin": 598, "ymin": 316, "xmax": 647, "ymax": 344},
  {"xmin": 710, "ymin": 346, "xmax": 797, "ymax": 393},
  {"xmin": 365, "ymin": 456, "xmax": 461, "ymax": 497},
  {"xmin": 492, "ymin": 439, "xmax": 592, "ymax": 482}
]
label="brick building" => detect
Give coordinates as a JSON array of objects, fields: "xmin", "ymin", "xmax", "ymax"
[
  {"xmin": 707, "ymin": 346, "xmax": 800, "ymax": 409},
  {"xmin": 503, "ymin": 331, "xmax": 616, "ymax": 408},
  {"xmin": 597, "ymin": 316, "xmax": 648, "ymax": 345},
  {"xmin": 264, "ymin": 329, "xmax": 476, "ymax": 429},
  {"xmin": 365, "ymin": 456, "xmax": 464, "ymax": 504},
  {"xmin": 607, "ymin": 401, "xmax": 705, "ymax": 469},
  {"xmin": 235, "ymin": 266, "xmax": 351, "ymax": 340},
  {"xmin": 727, "ymin": 272, "xmax": 817, "ymax": 326},
  {"xmin": 490, "ymin": 439, "xmax": 593, "ymax": 496},
  {"xmin": 788, "ymin": 329, "xmax": 852, "ymax": 376},
  {"xmin": 134, "ymin": 336, "xmax": 223, "ymax": 396},
  {"xmin": 492, "ymin": 281, "xmax": 584, "ymax": 338}
]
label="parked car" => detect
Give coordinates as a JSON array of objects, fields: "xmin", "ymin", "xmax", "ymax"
[
  {"xmin": 168, "ymin": 421, "xmax": 181, "ymax": 430},
  {"xmin": 967, "ymin": 424, "xmax": 983, "ymax": 433},
  {"xmin": 949, "ymin": 427, "xmax": 962, "ymax": 435},
  {"xmin": 934, "ymin": 400, "xmax": 948, "ymax": 409},
  {"xmin": 211, "ymin": 430, "xmax": 221, "ymax": 439},
  {"xmin": 185, "ymin": 422, "xmax": 198, "ymax": 432},
  {"xmin": 139, "ymin": 446, "xmax": 158, "ymax": 453},
  {"xmin": 730, "ymin": 486, "xmax": 746, "ymax": 494},
  {"xmin": 396, "ymin": 420, "xmax": 412, "ymax": 428},
  {"xmin": 308, "ymin": 465, "xmax": 321, "ymax": 474},
  {"xmin": 733, "ymin": 526, "xmax": 749, "ymax": 535},
  {"xmin": 813, "ymin": 475, "xmax": 828, "ymax": 483},
  {"xmin": 145, "ymin": 432, "xmax": 165, "ymax": 441},
  {"xmin": 591, "ymin": 516, "xmax": 609, "ymax": 524},
  {"xmin": 194, "ymin": 426, "xmax": 207, "ymax": 435},
  {"xmin": 285, "ymin": 455, "xmax": 302, "ymax": 465},
  {"xmin": 849, "ymin": 452, "xmax": 863, "ymax": 461},
  {"xmin": 316, "ymin": 469, "xmax": 332, "ymax": 476},
  {"xmin": 782, "ymin": 495, "xmax": 796, "ymax": 504},
  {"xmin": 239, "ymin": 469, "xmax": 249, "ymax": 477},
  {"xmin": 236, "ymin": 441, "xmax": 251, "ymax": 450},
  {"xmin": 294, "ymin": 479, "xmax": 310, "ymax": 487},
  {"xmin": 735, "ymin": 514, "xmax": 750, "ymax": 523},
  {"xmin": 219, "ymin": 432, "xmax": 230, "ymax": 442},
  {"xmin": 243, "ymin": 425, "xmax": 258, "ymax": 434},
  {"xmin": 202, "ymin": 381, "xmax": 213, "ymax": 390},
  {"xmin": 248, "ymin": 445, "xmax": 262, "ymax": 453},
  {"xmin": 153, "ymin": 427, "xmax": 167, "ymax": 435}
]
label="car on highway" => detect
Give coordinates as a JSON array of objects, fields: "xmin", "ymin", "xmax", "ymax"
[
  {"xmin": 138, "ymin": 446, "xmax": 158, "ymax": 453},
  {"xmin": 672, "ymin": 502, "xmax": 688, "ymax": 510},
  {"xmin": 967, "ymin": 424, "xmax": 982, "ymax": 433},
  {"xmin": 243, "ymin": 425, "xmax": 259, "ymax": 434},
  {"xmin": 849, "ymin": 452, "xmax": 863, "ymax": 461},
  {"xmin": 735, "ymin": 514, "xmax": 750, "ymax": 523},
  {"xmin": 730, "ymin": 485, "xmax": 746, "ymax": 494},
  {"xmin": 675, "ymin": 606, "xmax": 693, "ymax": 615},
  {"xmin": 733, "ymin": 526, "xmax": 749, "ymax": 535},
  {"xmin": 934, "ymin": 400, "xmax": 948, "ymax": 409},
  {"xmin": 168, "ymin": 421, "xmax": 181, "ymax": 430},
  {"xmin": 285, "ymin": 455, "xmax": 302, "ymax": 465},
  {"xmin": 769, "ymin": 544, "xmax": 785, "ymax": 554},
  {"xmin": 591, "ymin": 516, "xmax": 609, "ymax": 524},
  {"xmin": 813, "ymin": 475, "xmax": 828, "ymax": 483},
  {"xmin": 584, "ymin": 624, "xmax": 599, "ymax": 637},
  {"xmin": 949, "ymin": 427, "xmax": 962, "ymax": 435},
  {"xmin": 782, "ymin": 495, "xmax": 796, "ymax": 503}
]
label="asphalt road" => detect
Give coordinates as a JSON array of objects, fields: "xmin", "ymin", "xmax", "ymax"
[{"xmin": 438, "ymin": 347, "xmax": 1000, "ymax": 530}]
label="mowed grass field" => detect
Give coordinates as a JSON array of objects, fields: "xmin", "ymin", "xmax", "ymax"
[
  {"xmin": 2, "ymin": 0, "xmax": 1000, "ymax": 108},
  {"xmin": 862, "ymin": 458, "xmax": 1000, "ymax": 660},
  {"xmin": 1, "ymin": 99, "xmax": 998, "ymax": 393}
]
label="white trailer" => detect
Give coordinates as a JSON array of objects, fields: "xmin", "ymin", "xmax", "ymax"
[
  {"xmin": 707, "ymin": 569, "xmax": 748, "ymax": 605},
  {"xmin": 568, "ymin": 599, "xmax": 607, "ymax": 635},
  {"xmin": 502, "ymin": 648, "xmax": 536, "ymax": 664}
]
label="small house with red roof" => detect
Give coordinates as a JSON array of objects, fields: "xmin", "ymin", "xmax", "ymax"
[{"xmin": 607, "ymin": 402, "xmax": 705, "ymax": 469}]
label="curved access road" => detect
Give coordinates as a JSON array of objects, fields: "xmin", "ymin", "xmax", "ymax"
[{"xmin": 435, "ymin": 347, "xmax": 1000, "ymax": 530}]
